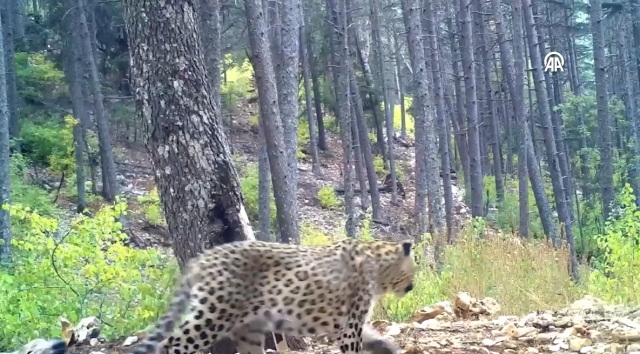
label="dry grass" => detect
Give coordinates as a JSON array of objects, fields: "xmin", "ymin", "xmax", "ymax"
[{"xmin": 377, "ymin": 226, "xmax": 586, "ymax": 321}]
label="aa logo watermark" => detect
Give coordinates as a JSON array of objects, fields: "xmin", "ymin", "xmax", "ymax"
[{"xmin": 544, "ymin": 52, "xmax": 564, "ymax": 73}]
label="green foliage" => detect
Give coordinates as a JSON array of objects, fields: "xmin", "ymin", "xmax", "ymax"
[
  {"xmin": 381, "ymin": 96, "xmax": 415, "ymax": 137},
  {"xmin": 14, "ymin": 52, "xmax": 66, "ymax": 104},
  {"xmin": 8, "ymin": 154, "xmax": 60, "ymax": 218},
  {"xmin": 483, "ymin": 176, "xmax": 545, "ymax": 238},
  {"xmin": 239, "ymin": 164, "xmax": 277, "ymax": 228},
  {"xmin": 317, "ymin": 186, "xmax": 340, "ymax": 209},
  {"xmin": 19, "ymin": 118, "xmax": 71, "ymax": 169},
  {"xmin": 221, "ymin": 54, "xmax": 254, "ymax": 108},
  {"xmin": 0, "ymin": 202, "xmax": 177, "ymax": 349},
  {"xmin": 373, "ymin": 155, "xmax": 405, "ymax": 181},
  {"xmin": 588, "ymin": 184, "xmax": 640, "ymax": 304},
  {"xmin": 137, "ymin": 187, "xmax": 165, "ymax": 226}
]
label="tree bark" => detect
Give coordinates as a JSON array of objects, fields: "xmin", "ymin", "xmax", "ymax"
[
  {"xmin": 77, "ymin": 0, "xmax": 119, "ymax": 201},
  {"xmin": 346, "ymin": 0, "xmax": 382, "ymax": 219},
  {"xmin": 276, "ymin": 0, "xmax": 300, "ymax": 196},
  {"xmin": 299, "ymin": 25, "xmax": 320, "ymax": 175},
  {"xmin": 329, "ymin": 0, "xmax": 356, "ymax": 237},
  {"xmin": 458, "ymin": 0, "xmax": 483, "ymax": 217},
  {"xmin": 425, "ymin": 0, "xmax": 452, "ymax": 241},
  {"xmin": 589, "ymin": 0, "xmax": 615, "ymax": 219},
  {"xmin": 401, "ymin": 0, "xmax": 443, "ymax": 235},
  {"xmin": 522, "ymin": 0, "xmax": 578, "ymax": 280},
  {"xmin": 245, "ymin": 0, "xmax": 300, "ymax": 244},
  {"xmin": 490, "ymin": 0, "xmax": 530, "ymax": 237},
  {"xmin": 199, "ymin": 0, "xmax": 221, "ymax": 115},
  {"xmin": 1, "ymin": 1, "xmax": 19, "ymax": 153},
  {"xmin": 123, "ymin": 0, "xmax": 257, "ymax": 266},
  {"xmin": 0, "ymin": 10, "xmax": 10, "ymax": 266}
]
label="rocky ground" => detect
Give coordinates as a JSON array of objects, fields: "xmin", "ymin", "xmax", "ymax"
[{"xmin": 10, "ymin": 294, "xmax": 640, "ymax": 354}]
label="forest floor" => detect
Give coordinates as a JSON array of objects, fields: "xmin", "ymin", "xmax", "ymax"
[
  {"xmin": 22, "ymin": 100, "xmax": 638, "ymax": 354},
  {"xmin": 60, "ymin": 293, "xmax": 640, "ymax": 354}
]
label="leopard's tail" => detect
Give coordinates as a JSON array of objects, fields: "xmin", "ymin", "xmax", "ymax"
[{"xmin": 133, "ymin": 272, "xmax": 192, "ymax": 354}]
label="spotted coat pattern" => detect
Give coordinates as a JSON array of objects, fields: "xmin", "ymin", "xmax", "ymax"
[{"xmin": 133, "ymin": 238, "xmax": 415, "ymax": 354}]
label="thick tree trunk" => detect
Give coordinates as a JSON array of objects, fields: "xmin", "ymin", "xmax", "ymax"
[{"xmin": 123, "ymin": 0, "xmax": 257, "ymax": 265}]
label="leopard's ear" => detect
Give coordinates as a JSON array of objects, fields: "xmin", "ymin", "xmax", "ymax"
[{"xmin": 401, "ymin": 241, "xmax": 413, "ymax": 257}]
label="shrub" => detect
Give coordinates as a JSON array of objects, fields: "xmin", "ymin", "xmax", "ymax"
[
  {"xmin": 483, "ymin": 175, "xmax": 545, "ymax": 238},
  {"xmin": 380, "ymin": 96, "xmax": 415, "ymax": 137},
  {"xmin": 588, "ymin": 184, "xmax": 640, "ymax": 305},
  {"xmin": 0, "ymin": 202, "xmax": 177, "ymax": 350},
  {"xmin": 137, "ymin": 186, "xmax": 165, "ymax": 226},
  {"xmin": 15, "ymin": 51, "xmax": 66, "ymax": 105},
  {"xmin": 376, "ymin": 222, "xmax": 584, "ymax": 322},
  {"xmin": 373, "ymin": 154, "xmax": 405, "ymax": 181},
  {"xmin": 221, "ymin": 54, "xmax": 254, "ymax": 108},
  {"xmin": 8, "ymin": 154, "xmax": 60, "ymax": 218},
  {"xmin": 317, "ymin": 186, "xmax": 340, "ymax": 209}
]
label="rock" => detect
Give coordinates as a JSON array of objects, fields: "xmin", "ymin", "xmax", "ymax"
[
  {"xmin": 412, "ymin": 301, "xmax": 454, "ymax": 323},
  {"xmin": 60, "ymin": 316, "xmax": 101, "ymax": 346},
  {"xmin": 569, "ymin": 338, "xmax": 593, "ymax": 352},
  {"xmin": 627, "ymin": 343, "xmax": 640, "ymax": 353},
  {"xmin": 89, "ymin": 338, "xmax": 99, "ymax": 347},
  {"xmin": 385, "ymin": 323, "xmax": 402, "ymax": 337},
  {"xmin": 481, "ymin": 338, "xmax": 496, "ymax": 347},
  {"xmin": 122, "ymin": 336, "xmax": 139, "ymax": 347}
]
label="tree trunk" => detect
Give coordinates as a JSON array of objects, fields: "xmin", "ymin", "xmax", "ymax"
[
  {"xmin": 245, "ymin": 0, "xmax": 300, "ymax": 244},
  {"xmin": 458, "ymin": 0, "xmax": 483, "ymax": 217},
  {"xmin": 0, "ymin": 10, "xmax": 10, "ymax": 266},
  {"xmin": 1, "ymin": 1, "xmax": 19, "ymax": 153},
  {"xmin": 401, "ymin": 0, "xmax": 443, "ymax": 235},
  {"xmin": 77, "ymin": 0, "xmax": 118, "ymax": 201},
  {"xmin": 329, "ymin": 0, "xmax": 356, "ymax": 237},
  {"xmin": 276, "ymin": 0, "xmax": 300, "ymax": 197},
  {"xmin": 371, "ymin": 0, "xmax": 398, "ymax": 205},
  {"xmin": 619, "ymin": 14, "xmax": 640, "ymax": 203},
  {"xmin": 123, "ymin": 0, "xmax": 257, "ymax": 263},
  {"xmin": 425, "ymin": 0, "xmax": 452, "ymax": 242},
  {"xmin": 299, "ymin": 25, "xmax": 320, "ymax": 175},
  {"xmin": 446, "ymin": 17, "xmax": 471, "ymax": 197},
  {"xmin": 393, "ymin": 30, "xmax": 407, "ymax": 140},
  {"xmin": 199, "ymin": 0, "xmax": 221, "ymax": 115},
  {"xmin": 346, "ymin": 0, "xmax": 382, "ymax": 220},
  {"xmin": 589, "ymin": 0, "xmax": 615, "ymax": 219},
  {"xmin": 489, "ymin": 0, "xmax": 530, "ymax": 237},
  {"xmin": 304, "ymin": 14, "xmax": 327, "ymax": 151},
  {"xmin": 65, "ymin": 23, "xmax": 88, "ymax": 213},
  {"xmin": 522, "ymin": 0, "xmax": 578, "ymax": 280}
]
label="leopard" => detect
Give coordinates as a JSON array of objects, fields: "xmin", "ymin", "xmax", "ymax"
[{"xmin": 133, "ymin": 238, "xmax": 416, "ymax": 354}]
